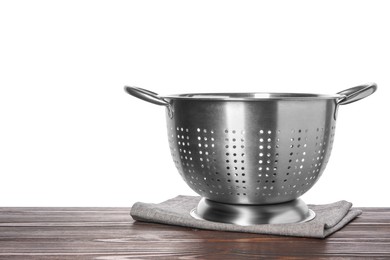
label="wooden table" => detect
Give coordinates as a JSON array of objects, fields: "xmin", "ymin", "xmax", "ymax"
[{"xmin": 0, "ymin": 207, "xmax": 389, "ymax": 259}]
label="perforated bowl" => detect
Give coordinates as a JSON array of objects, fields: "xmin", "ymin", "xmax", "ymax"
[{"xmin": 125, "ymin": 84, "xmax": 376, "ymax": 206}]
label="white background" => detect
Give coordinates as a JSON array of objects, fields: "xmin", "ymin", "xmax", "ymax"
[{"xmin": 0, "ymin": 0, "xmax": 388, "ymax": 207}]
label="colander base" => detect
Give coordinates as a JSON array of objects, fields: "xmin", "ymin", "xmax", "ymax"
[{"xmin": 190, "ymin": 197, "xmax": 315, "ymax": 225}]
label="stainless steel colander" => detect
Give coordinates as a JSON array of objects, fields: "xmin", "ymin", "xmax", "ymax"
[{"xmin": 125, "ymin": 83, "xmax": 376, "ymax": 225}]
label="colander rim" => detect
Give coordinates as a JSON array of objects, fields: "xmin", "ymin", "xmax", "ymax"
[{"xmin": 162, "ymin": 92, "xmax": 344, "ymax": 101}]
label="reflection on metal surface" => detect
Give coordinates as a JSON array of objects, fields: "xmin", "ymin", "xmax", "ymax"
[{"xmin": 191, "ymin": 198, "xmax": 315, "ymax": 225}]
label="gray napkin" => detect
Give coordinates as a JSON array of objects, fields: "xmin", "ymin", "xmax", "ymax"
[{"xmin": 130, "ymin": 195, "xmax": 362, "ymax": 238}]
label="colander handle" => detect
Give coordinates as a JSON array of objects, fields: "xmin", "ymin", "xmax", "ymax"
[
  {"xmin": 337, "ymin": 83, "xmax": 377, "ymax": 105},
  {"xmin": 124, "ymin": 86, "xmax": 174, "ymax": 118},
  {"xmin": 124, "ymin": 86, "xmax": 170, "ymax": 106}
]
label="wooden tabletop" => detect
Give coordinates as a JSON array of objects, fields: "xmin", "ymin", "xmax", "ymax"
[{"xmin": 0, "ymin": 207, "xmax": 389, "ymax": 259}]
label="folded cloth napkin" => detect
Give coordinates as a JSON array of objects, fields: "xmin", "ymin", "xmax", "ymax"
[{"xmin": 130, "ymin": 195, "xmax": 362, "ymax": 238}]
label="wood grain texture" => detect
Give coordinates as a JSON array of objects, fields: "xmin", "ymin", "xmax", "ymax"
[{"xmin": 0, "ymin": 207, "xmax": 389, "ymax": 259}]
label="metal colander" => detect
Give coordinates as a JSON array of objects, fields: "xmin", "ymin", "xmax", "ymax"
[{"xmin": 125, "ymin": 83, "xmax": 376, "ymax": 224}]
